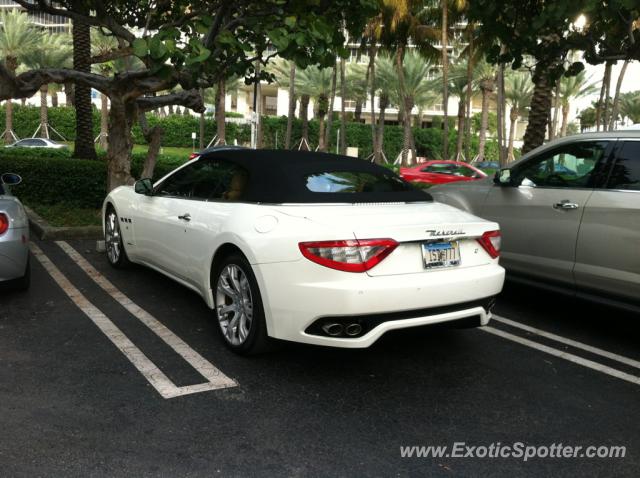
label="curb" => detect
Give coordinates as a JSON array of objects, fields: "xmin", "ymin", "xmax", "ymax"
[{"xmin": 25, "ymin": 206, "xmax": 103, "ymax": 240}]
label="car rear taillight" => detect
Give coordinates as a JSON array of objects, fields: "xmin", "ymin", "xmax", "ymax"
[
  {"xmin": 299, "ymin": 239, "xmax": 398, "ymax": 272},
  {"xmin": 189, "ymin": 153, "xmax": 200, "ymax": 160},
  {"xmin": 0, "ymin": 213, "xmax": 8, "ymax": 235},
  {"xmin": 477, "ymin": 230, "xmax": 501, "ymax": 259}
]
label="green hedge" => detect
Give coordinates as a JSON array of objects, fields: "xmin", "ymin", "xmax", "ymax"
[
  {"xmin": 1, "ymin": 152, "xmax": 189, "ymax": 209},
  {"xmin": 1, "ymin": 105, "xmax": 504, "ymax": 161}
]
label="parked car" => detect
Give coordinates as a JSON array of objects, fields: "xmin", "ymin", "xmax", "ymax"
[
  {"xmin": 471, "ymin": 160, "xmax": 500, "ymax": 171},
  {"xmin": 0, "ymin": 173, "xmax": 30, "ymax": 290},
  {"xmin": 5, "ymin": 138, "xmax": 67, "ymax": 149},
  {"xmin": 103, "ymin": 147, "xmax": 505, "ymax": 354},
  {"xmin": 430, "ymin": 132, "xmax": 640, "ymax": 310},
  {"xmin": 400, "ymin": 160, "xmax": 487, "ymax": 185}
]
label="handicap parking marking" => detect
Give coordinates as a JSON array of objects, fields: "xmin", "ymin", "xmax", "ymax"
[
  {"xmin": 481, "ymin": 325, "xmax": 640, "ymax": 387},
  {"xmin": 30, "ymin": 242, "xmax": 236, "ymax": 399}
]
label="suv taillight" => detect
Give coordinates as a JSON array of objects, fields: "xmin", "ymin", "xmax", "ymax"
[
  {"xmin": 477, "ymin": 230, "xmax": 501, "ymax": 259},
  {"xmin": 299, "ymin": 239, "xmax": 398, "ymax": 272},
  {"xmin": 0, "ymin": 213, "xmax": 8, "ymax": 235}
]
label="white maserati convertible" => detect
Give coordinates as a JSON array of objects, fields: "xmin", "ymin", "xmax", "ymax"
[{"xmin": 103, "ymin": 147, "xmax": 505, "ymax": 354}]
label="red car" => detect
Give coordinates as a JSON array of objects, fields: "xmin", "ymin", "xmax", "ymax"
[{"xmin": 400, "ymin": 160, "xmax": 487, "ymax": 185}]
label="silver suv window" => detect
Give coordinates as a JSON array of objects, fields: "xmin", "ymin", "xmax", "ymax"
[{"xmin": 608, "ymin": 141, "xmax": 640, "ymax": 191}]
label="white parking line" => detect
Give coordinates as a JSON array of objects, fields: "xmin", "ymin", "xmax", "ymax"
[
  {"xmin": 481, "ymin": 326, "xmax": 640, "ymax": 386},
  {"xmin": 31, "ymin": 242, "xmax": 236, "ymax": 399},
  {"xmin": 492, "ymin": 314, "xmax": 640, "ymax": 370},
  {"xmin": 56, "ymin": 241, "xmax": 236, "ymax": 393}
]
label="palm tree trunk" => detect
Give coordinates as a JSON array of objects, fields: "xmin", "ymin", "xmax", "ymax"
[
  {"xmin": 508, "ymin": 109, "xmax": 518, "ymax": 161},
  {"xmin": 477, "ymin": 88, "xmax": 489, "ymax": 160},
  {"xmin": 99, "ymin": 92, "xmax": 109, "ymax": 150},
  {"xmin": 318, "ymin": 118, "xmax": 326, "ymax": 152},
  {"xmin": 299, "ymin": 94, "xmax": 310, "ymax": 149},
  {"xmin": 595, "ymin": 62, "xmax": 611, "ymax": 131},
  {"xmin": 496, "ymin": 61, "xmax": 507, "ymax": 167},
  {"xmin": 610, "ymin": 60, "xmax": 628, "ymax": 130},
  {"xmin": 603, "ymin": 62, "xmax": 613, "ymax": 131},
  {"xmin": 464, "ymin": 28, "xmax": 474, "ymax": 161},
  {"xmin": 51, "ymin": 91, "xmax": 59, "ymax": 108},
  {"xmin": 39, "ymin": 85, "xmax": 49, "ymax": 139},
  {"xmin": 317, "ymin": 93, "xmax": 328, "ymax": 152},
  {"xmin": 368, "ymin": 43, "xmax": 378, "ymax": 160},
  {"xmin": 395, "ymin": 45, "xmax": 414, "ymax": 165},
  {"xmin": 325, "ymin": 65, "xmax": 337, "ymax": 150},
  {"xmin": 199, "ymin": 89, "xmax": 205, "ymax": 150},
  {"xmin": 376, "ymin": 94, "xmax": 388, "ymax": 164},
  {"xmin": 354, "ymin": 100, "xmax": 362, "ymax": 122},
  {"xmin": 339, "ymin": 58, "xmax": 347, "ymax": 154},
  {"xmin": 455, "ymin": 99, "xmax": 464, "ymax": 160},
  {"xmin": 549, "ymin": 78, "xmax": 560, "ymax": 140},
  {"xmin": 522, "ymin": 62, "xmax": 554, "ymax": 154},
  {"xmin": 72, "ymin": 6, "xmax": 96, "ymax": 159},
  {"xmin": 4, "ymin": 100, "xmax": 14, "ymax": 144},
  {"xmin": 560, "ymin": 103, "xmax": 570, "ymax": 137},
  {"xmin": 215, "ymin": 78, "xmax": 226, "ymax": 144},
  {"xmin": 441, "ymin": 0, "xmax": 449, "ymax": 160},
  {"xmin": 285, "ymin": 62, "xmax": 296, "ymax": 149}
]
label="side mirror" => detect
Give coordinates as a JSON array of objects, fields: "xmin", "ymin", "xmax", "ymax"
[
  {"xmin": 1, "ymin": 173, "xmax": 22, "ymax": 186},
  {"xmin": 494, "ymin": 169, "xmax": 514, "ymax": 187},
  {"xmin": 134, "ymin": 178, "xmax": 153, "ymax": 196}
]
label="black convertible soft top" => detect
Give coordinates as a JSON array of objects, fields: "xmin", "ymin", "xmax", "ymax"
[{"xmin": 198, "ymin": 148, "xmax": 432, "ymax": 204}]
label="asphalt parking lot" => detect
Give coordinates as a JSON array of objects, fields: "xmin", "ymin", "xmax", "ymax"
[{"xmin": 1, "ymin": 238, "xmax": 639, "ymax": 477}]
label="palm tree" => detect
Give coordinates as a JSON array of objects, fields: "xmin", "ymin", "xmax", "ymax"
[
  {"xmin": 22, "ymin": 33, "xmax": 72, "ymax": 140},
  {"xmin": 558, "ymin": 71, "xmax": 598, "ymax": 137},
  {"xmin": 504, "ymin": 71, "xmax": 533, "ymax": 161},
  {"xmin": 344, "ymin": 63, "xmax": 369, "ymax": 122},
  {"xmin": 448, "ymin": 63, "xmax": 470, "ymax": 161},
  {"xmin": 295, "ymin": 66, "xmax": 333, "ymax": 151},
  {"xmin": 374, "ymin": 54, "xmax": 397, "ymax": 162},
  {"xmin": 91, "ymin": 29, "xmax": 118, "ymax": 149},
  {"xmin": 475, "ymin": 61, "xmax": 496, "ymax": 161},
  {"xmin": 72, "ymin": 5, "xmax": 97, "ymax": 159},
  {"xmin": 0, "ymin": 10, "xmax": 40, "ymax": 143},
  {"xmin": 619, "ymin": 91, "xmax": 640, "ymax": 124}
]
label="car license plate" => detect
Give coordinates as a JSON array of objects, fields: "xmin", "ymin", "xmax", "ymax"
[{"xmin": 421, "ymin": 241, "xmax": 461, "ymax": 269}]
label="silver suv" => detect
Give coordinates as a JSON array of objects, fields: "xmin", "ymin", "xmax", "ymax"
[{"xmin": 430, "ymin": 132, "xmax": 639, "ymax": 310}]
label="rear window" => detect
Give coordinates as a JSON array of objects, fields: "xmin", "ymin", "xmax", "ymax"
[{"xmin": 305, "ymin": 171, "xmax": 413, "ymax": 194}]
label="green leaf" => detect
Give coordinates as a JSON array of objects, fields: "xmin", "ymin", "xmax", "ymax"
[{"xmin": 132, "ymin": 38, "xmax": 148, "ymax": 58}]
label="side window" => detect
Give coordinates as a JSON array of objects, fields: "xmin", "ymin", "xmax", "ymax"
[
  {"xmin": 514, "ymin": 141, "xmax": 609, "ymax": 189},
  {"xmin": 607, "ymin": 141, "xmax": 640, "ymax": 191},
  {"xmin": 155, "ymin": 159, "xmax": 249, "ymax": 201},
  {"xmin": 191, "ymin": 160, "xmax": 249, "ymax": 201}
]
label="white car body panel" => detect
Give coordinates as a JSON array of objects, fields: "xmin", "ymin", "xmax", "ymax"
[{"xmin": 104, "ymin": 176, "xmax": 505, "ymax": 348}]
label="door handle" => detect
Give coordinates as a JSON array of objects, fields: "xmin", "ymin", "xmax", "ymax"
[
  {"xmin": 553, "ymin": 200, "xmax": 579, "ymax": 210},
  {"xmin": 178, "ymin": 213, "xmax": 191, "ymax": 221}
]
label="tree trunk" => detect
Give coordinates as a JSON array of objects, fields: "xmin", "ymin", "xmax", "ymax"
[
  {"xmin": 522, "ymin": 63, "xmax": 554, "ymax": 154},
  {"xmin": 285, "ymin": 62, "xmax": 296, "ymax": 149},
  {"xmin": 138, "ymin": 112, "xmax": 164, "ymax": 179},
  {"xmin": 595, "ymin": 62, "xmax": 611, "ymax": 131},
  {"xmin": 39, "ymin": 85, "xmax": 49, "ymax": 139},
  {"xmin": 602, "ymin": 61, "xmax": 613, "ymax": 131},
  {"xmin": 549, "ymin": 78, "xmax": 560, "ymax": 140},
  {"xmin": 299, "ymin": 94, "xmax": 310, "ymax": 149},
  {"xmin": 464, "ymin": 28, "xmax": 474, "ymax": 161},
  {"xmin": 72, "ymin": 5, "xmax": 97, "ymax": 160},
  {"xmin": 215, "ymin": 78, "xmax": 226, "ymax": 144},
  {"xmin": 395, "ymin": 45, "xmax": 414, "ymax": 165},
  {"xmin": 441, "ymin": 0, "xmax": 449, "ymax": 160},
  {"xmin": 99, "ymin": 92, "xmax": 109, "ymax": 150},
  {"xmin": 64, "ymin": 82, "xmax": 74, "ymax": 106},
  {"xmin": 317, "ymin": 93, "xmax": 328, "ymax": 152},
  {"xmin": 375, "ymin": 94, "xmax": 388, "ymax": 164},
  {"xmin": 560, "ymin": 102, "xmax": 570, "ymax": 137},
  {"xmin": 339, "ymin": 58, "xmax": 347, "ymax": 154},
  {"xmin": 4, "ymin": 100, "xmax": 14, "ymax": 143},
  {"xmin": 354, "ymin": 100, "xmax": 362, "ymax": 122},
  {"xmin": 324, "ymin": 65, "xmax": 337, "ymax": 150},
  {"xmin": 507, "ymin": 108, "xmax": 518, "ymax": 161},
  {"xmin": 368, "ymin": 43, "xmax": 378, "ymax": 160},
  {"xmin": 610, "ymin": 60, "xmax": 628, "ymax": 131},
  {"xmin": 496, "ymin": 60, "xmax": 507, "ymax": 167},
  {"xmin": 199, "ymin": 88, "xmax": 205, "ymax": 149},
  {"xmin": 477, "ymin": 86, "xmax": 490, "ymax": 160},
  {"xmin": 51, "ymin": 92, "xmax": 59, "ymax": 108},
  {"xmin": 106, "ymin": 99, "xmax": 135, "ymax": 191},
  {"xmin": 455, "ymin": 99, "xmax": 465, "ymax": 160},
  {"xmin": 318, "ymin": 117, "xmax": 326, "ymax": 152},
  {"xmin": 168, "ymin": 104, "xmax": 174, "ymax": 115}
]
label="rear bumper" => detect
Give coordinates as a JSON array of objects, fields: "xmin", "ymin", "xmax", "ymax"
[
  {"xmin": 254, "ymin": 259, "xmax": 505, "ymax": 348},
  {"xmin": 0, "ymin": 227, "xmax": 29, "ymax": 282}
]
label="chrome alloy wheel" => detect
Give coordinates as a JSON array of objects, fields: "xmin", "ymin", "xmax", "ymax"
[
  {"xmin": 215, "ymin": 264, "xmax": 254, "ymax": 346},
  {"xmin": 105, "ymin": 211, "xmax": 122, "ymax": 264}
]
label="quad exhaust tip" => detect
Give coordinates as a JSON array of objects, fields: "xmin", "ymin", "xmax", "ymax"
[
  {"xmin": 345, "ymin": 323, "xmax": 363, "ymax": 336},
  {"xmin": 321, "ymin": 323, "xmax": 344, "ymax": 336}
]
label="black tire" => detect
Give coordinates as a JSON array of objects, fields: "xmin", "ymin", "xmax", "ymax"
[
  {"xmin": 11, "ymin": 253, "xmax": 30, "ymax": 291},
  {"xmin": 212, "ymin": 253, "xmax": 272, "ymax": 355},
  {"xmin": 104, "ymin": 206, "xmax": 131, "ymax": 269}
]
